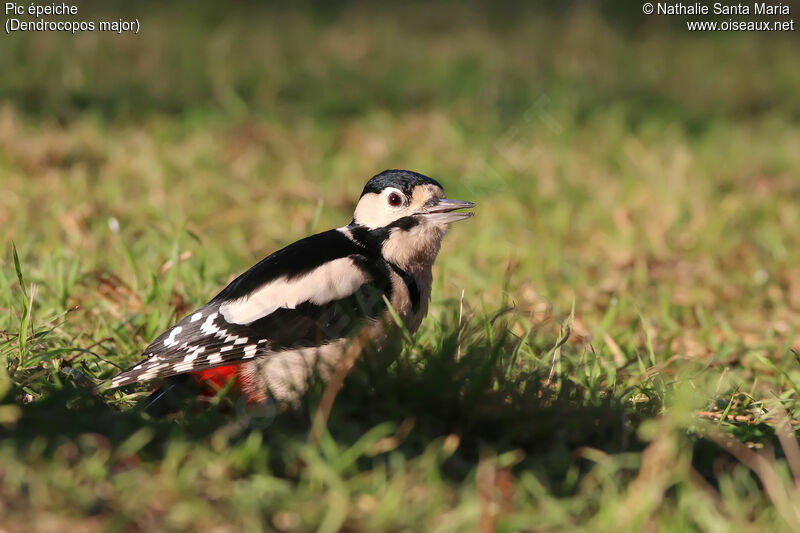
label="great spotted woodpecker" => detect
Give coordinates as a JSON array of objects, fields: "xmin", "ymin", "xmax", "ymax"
[{"xmin": 104, "ymin": 170, "xmax": 474, "ymax": 402}]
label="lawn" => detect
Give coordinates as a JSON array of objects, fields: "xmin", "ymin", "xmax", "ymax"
[{"xmin": 1, "ymin": 2, "xmax": 800, "ymax": 531}]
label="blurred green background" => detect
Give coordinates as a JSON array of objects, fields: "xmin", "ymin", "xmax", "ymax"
[{"xmin": 1, "ymin": 1, "xmax": 799, "ymax": 531}]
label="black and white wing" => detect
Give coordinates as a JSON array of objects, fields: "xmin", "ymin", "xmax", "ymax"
[{"xmin": 106, "ymin": 229, "xmax": 392, "ymax": 388}]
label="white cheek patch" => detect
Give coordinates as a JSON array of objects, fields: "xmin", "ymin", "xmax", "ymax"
[
  {"xmin": 219, "ymin": 257, "xmax": 368, "ymax": 325},
  {"xmin": 353, "ymin": 190, "xmax": 407, "ymax": 229}
]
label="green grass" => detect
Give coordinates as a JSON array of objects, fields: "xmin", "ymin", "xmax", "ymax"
[{"xmin": 2, "ymin": 2, "xmax": 800, "ymax": 530}]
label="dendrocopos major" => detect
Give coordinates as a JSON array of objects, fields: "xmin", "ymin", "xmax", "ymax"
[{"xmin": 103, "ymin": 169, "xmax": 475, "ymax": 403}]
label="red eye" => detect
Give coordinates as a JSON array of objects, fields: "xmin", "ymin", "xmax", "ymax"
[{"xmin": 387, "ymin": 192, "xmax": 403, "ymax": 206}]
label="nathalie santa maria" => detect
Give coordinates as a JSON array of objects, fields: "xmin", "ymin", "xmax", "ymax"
[{"xmin": 657, "ymin": 3, "xmax": 790, "ymax": 15}]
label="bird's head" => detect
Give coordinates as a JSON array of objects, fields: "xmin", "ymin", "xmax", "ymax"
[{"xmin": 351, "ymin": 169, "xmax": 474, "ymax": 271}]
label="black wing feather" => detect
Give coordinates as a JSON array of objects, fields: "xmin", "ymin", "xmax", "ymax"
[
  {"xmin": 106, "ymin": 229, "xmax": 391, "ymax": 389},
  {"xmin": 212, "ymin": 229, "xmax": 370, "ymax": 302}
]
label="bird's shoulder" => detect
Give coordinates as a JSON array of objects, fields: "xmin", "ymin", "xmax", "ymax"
[{"xmin": 211, "ymin": 227, "xmax": 377, "ymax": 303}]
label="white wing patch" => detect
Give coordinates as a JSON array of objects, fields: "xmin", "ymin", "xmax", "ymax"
[
  {"xmin": 163, "ymin": 326, "xmax": 182, "ymax": 347},
  {"xmin": 218, "ymin": 257, "xmax": 368, "ymax": 325},
  {"xmin": 200, "ymin": 313, "xmax": 220, "ymax": 335}
]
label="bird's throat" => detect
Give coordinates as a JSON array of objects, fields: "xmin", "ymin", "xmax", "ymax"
[{"xmin": 381, "ymin": 224, "xmax": 445, "ymax": 274}]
